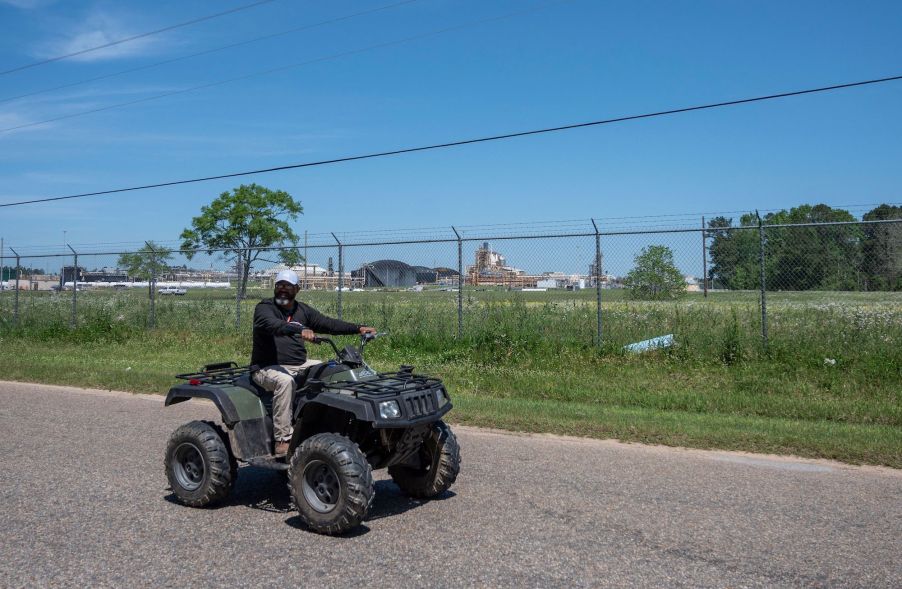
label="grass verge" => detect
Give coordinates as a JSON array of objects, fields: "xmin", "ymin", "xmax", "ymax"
[{"xmin": 1, "ymin": 332, "xmax": 898, "ymax": 468}]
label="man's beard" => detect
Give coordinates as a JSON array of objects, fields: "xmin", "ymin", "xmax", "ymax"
[{"xmin": 275, "ymin": 296, "xmax": 291, "ymax": 306}]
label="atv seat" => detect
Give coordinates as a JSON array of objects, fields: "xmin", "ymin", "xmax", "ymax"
[{"xmin": 233, "ymin": 366, "xmax": 320, "ymax": 417}]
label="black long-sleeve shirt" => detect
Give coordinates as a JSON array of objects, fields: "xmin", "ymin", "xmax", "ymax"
[{"xmin": 251, "ymin": 298, "xmax": 361, "ymax": 367}]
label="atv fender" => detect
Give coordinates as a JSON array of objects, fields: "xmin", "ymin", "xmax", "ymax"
[
  {"xmin": 295, "ymin": 391, "xmax": 376, "ymax": 424},
  {"xmin": 165, "ymin": 384, "xmax": 272, "ymax": 461}
]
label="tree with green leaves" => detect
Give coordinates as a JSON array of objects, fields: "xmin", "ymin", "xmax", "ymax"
[
  {"xmin": 706, "ymin": 214, "xmax": 758, "ymax": 290},
  {"xmin": 708, "ymin": 204, "xmax": 868, "ymax": 291},
  {"xmin": 117, "ymin": 242, "xmax": 173, "ymax": 297},
  {"xmin": 762, "ymin": 204, "xmax": 861, "ymax": 291},
  {"xmin": 625, "ymin": 245, "xmax": 686, "ymax": 300},
  {"xmin": 2, "ymin": 266, "xmax": 46, "ymax": 281},
  {"xmin": 180, "ymin": 184, "xmax": 303, "ymax": 299},
  {"xmin": 861, "ymin": 204, "xmax": 902, "ymax": 290}
]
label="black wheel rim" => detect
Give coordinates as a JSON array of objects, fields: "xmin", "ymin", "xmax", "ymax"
[
  {"xmin": 172, "ymin": 442, "xmax": 206, "ymax": 491},
  {"xmin": 302, "ymin": 460, "xmax": 341, "ymax": 513},
  {"xmin": 413, "ymin": 435, "xmax": 438, "ymax": 473}
]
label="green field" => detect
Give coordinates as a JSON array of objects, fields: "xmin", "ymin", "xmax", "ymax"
[{"xmin": 1, "ymin": 287, "xmax": 900, "ymax": 467}]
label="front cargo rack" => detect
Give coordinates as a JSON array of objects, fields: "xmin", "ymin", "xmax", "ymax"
[
  {"xmin": 175, "ymin": 362, "xmax": 254, "ymax": 385},
  {"xmin": 319, "ymin": 371, "xmax": 442, "ymax": 395}
]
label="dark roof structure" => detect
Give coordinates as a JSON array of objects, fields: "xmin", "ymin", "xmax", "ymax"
[
  {"xmin": 433, "ymin": 267, "xmax": 460, "ymax": 278},
  {"xmin": 352, "ymin": 260, "xmax": 460, "ymax": 287},
  {"xmin": 411, "ymin": 266, "xmax": 441, "ymax": 284},
  {"xmin": 353, "ymin": 260, "xmax": 417, "ymax": 288}
]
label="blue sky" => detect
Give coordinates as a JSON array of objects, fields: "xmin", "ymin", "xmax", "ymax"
[{"xmin": 0, "ymin": 0, "xmax": 900, "ymax": 259}]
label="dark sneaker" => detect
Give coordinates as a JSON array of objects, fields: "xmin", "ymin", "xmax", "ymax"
[{"xmin": 274, "ymin": 441, "xmax": 290, "ymax": 457}]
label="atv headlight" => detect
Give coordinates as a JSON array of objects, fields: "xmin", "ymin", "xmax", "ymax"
[
  {"xmin": 436, "ymin": 388, "xmax": 449, "ymax": 408},
  {"xmin": 379, "ymin": 400, "xmax": 401, "ymax": 419}
]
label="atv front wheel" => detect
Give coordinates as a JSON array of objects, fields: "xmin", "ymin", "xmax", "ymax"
[
  {"xmin": 288, "ymin": 433, "xmax": 374, "ymax": 535},
  {"xmin": 389, "ymin": 420, "xmax": 460, "ymax": 498},
  {"xmin": 165, "ymin": 420, "xmax": 237, "ymax": 507}
]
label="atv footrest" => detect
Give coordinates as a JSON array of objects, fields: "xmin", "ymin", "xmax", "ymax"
[{"xmin": 246, "ymin": 456, "xmax": 289, "ymax": 471}]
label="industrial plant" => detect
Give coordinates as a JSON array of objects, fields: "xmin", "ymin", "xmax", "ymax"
[{"xmin": 1, "ymin": 242, "xmax": 616, "ymax": 292}]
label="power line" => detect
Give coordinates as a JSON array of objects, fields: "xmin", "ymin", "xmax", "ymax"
[
  {"xmin": 0, "ymin": 0, "xmax": 278, "ymax": 76},
  {"xmin": 0, "ymin": 1, "xmax": 566, "ymax": 134},
  {"xmin": 0, "ymin": 0, "xmax": 420, "ymax": 105},
  {"xmin": 1, "ymin": 73, "xmax": 900, "ymax": 209}
]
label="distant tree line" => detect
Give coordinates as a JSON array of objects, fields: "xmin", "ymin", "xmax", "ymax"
[
  {"xmin": 707, "ymin": 204, "xmax": 901, "ymax": 291},
  {"xmin": 1, "ymin": 266, "xmax": 46, "ymax": 280}
]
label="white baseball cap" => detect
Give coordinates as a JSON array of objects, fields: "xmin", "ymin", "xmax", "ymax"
[{"xmin": 274, "ymin": 269, "xmax": 299, "ymax": 285}]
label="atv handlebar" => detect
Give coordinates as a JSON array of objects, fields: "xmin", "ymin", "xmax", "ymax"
[
  {"xmin": 311, "ymin": 336, "xmax": 341, "ymax": 357},
  {"xmin": 311, "ymin": 331, "xmax": 388, "ymax": 362},
  {"xmin": 361, "ymin": 331, "xmax": 388, "ymax": 343}
]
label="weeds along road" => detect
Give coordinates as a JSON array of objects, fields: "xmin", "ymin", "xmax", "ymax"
[{"xmin": 0, "ymin": 381, "xmax": 899, "ymax": 588}]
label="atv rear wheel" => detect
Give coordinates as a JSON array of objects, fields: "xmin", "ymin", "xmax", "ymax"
[
  {"xmin": 165, "ymin": 420, "xmax": 237, "ymax": 507},
  {"xmin": 389, "ymin": 420, "xmax": 460, "ymax": 498},
  {"xmin": 288, "ymin": 433, "xmax": 374, "ymax": 535}
]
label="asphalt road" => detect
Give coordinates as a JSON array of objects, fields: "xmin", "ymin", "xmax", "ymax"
[{"xmin": 0, "ymin": 381, "xmax": 899, "ymax": 588}]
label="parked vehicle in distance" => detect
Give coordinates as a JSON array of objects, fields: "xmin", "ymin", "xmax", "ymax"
[{"xmin": 158, "ymin": 286, "xmax": 187, "ymax": 295}]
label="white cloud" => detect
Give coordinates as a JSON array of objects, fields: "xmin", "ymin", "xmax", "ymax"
[
  {"xmin": 33, "ymin": 11, "xmax": 168, "ymax": 62},
  {"xmin": 0, "ymin": 83, "xmax": 187, "ymax": 140},
  {"xmin": 0, "ymin": 111, "xmax": 56, "ymax": 136},
  {"xmin": 0, "ymin": 0, "xmax": 56, "ymax": 8}
]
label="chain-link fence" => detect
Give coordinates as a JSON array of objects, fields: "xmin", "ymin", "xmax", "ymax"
[{"xmin": 1, "ymin": 219, "xmax": 899, "ymax": 353}]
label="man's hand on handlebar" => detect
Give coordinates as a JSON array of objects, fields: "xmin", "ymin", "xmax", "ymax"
[{"xmin": 300, "ymin": 326, "xmax": 376, "ymax": 343}]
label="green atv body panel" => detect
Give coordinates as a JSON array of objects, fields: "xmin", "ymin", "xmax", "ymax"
[
  {"xmin": 165, "ymin": 382, "xmax": 271, "ymax": 460},
  {"xmin": 165, "ymin": 361, "xmax": 452, "ymax": 463}
]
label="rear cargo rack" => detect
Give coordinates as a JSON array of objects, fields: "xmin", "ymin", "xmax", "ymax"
[
  {"xmin": 176, "ymin": 364, "xmax": 254, "ymax": 385},
  {"xmin": 320, "ymin": 371, "xmax": 442, "ymax": 395}
]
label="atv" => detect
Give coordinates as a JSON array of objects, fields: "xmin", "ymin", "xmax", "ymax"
[{"xmin": 163, "ymin": 332, "xmax": 461, "ymax": 535}]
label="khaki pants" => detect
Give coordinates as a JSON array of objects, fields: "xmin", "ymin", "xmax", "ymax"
[{"xmin": 252, "ymin": 359, "xmax": 322, "ymax": 441}]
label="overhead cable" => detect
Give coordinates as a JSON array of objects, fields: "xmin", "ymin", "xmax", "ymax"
[
  {"xmin": 1, "ymin": 74, "xmax": 901, "ymax": 208},
  {"xmin": 0, "ymin": 0, "xmax": 278, "ymax": 76},
  {"xmin": 0, "ymin": 1, "xmax": 566, "ymax": 134},
  {"xmin": 0, "ymin": 0, "xmax": 420, "ymax": 105}
]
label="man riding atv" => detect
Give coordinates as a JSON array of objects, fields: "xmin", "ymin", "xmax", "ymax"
[
  {"xmin": 253, "ymin": 269, "xmax": 375, "ymax": 456},
  {"xmin": 165, "ymin": 268, "xmax": 460, "ymax": 534}
]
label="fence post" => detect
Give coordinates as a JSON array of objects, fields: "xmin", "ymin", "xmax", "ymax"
[
  {"xmin": 146, "ymin": 242, "xmax": 156, "ymax": 329},
  {"xmin": 591, "ymin": 219, "xmax": 602, "ymax": 347},
  {"xmin": 756, "ymin": 211, "xmax": 768, "ymax": 349},
  {"xmin": 332, "ymin": 233, "xmax": 343, "ymax": 320},
  {"xmin": 702, "ymin": 216, "xmax": 708, "ymax": 298},
  {"xmin": 10, "ymin": 248, "xmax": 20, "ymax": 326},
  {"xmin": 66, "ymin": 244, "xmax": 77, "ymax": 328},
  {"xmin": 452, "ymin": 226, "xmax": 463, "ymax": 338},
  {"xmin": 234, "ymin": 249, "xmax": 243, "ymax": 330},
  {"xmin": 0, "ymin": 242, "xmax": 4, "ymax": 322}
]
